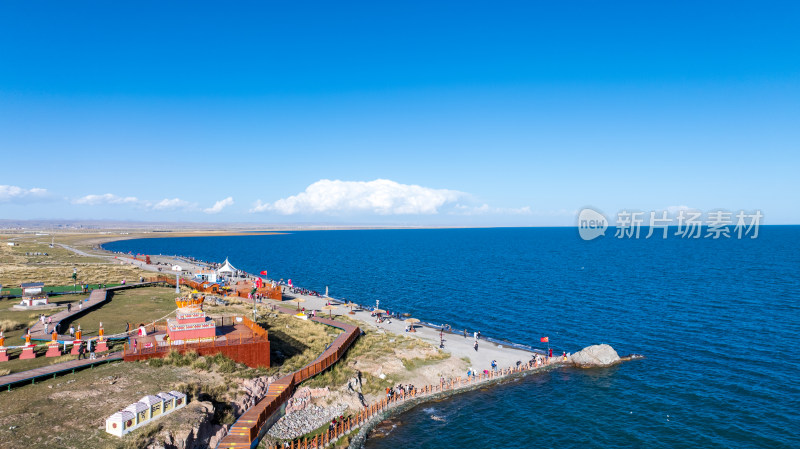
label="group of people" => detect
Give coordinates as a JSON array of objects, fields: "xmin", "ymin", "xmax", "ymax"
[
  {"xmin": 328, "ymin": 414, "xmax": 348, "ymax": 432},
  {"xmin": 386, "ymin": 384, "xmax": 415, "ymax": 399},
  {"xmin": 75, "ymin": 340, "xmax": 97, "ymax": 360},
  {"xmin": 284, "ymin": 285, "xmax": 321, "ymax": 297}
]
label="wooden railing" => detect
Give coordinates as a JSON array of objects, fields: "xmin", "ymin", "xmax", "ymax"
[
  {"xmin": 217, "ymin": 310, "xmax": 362, "ymax": 449},
  {"xmin": 123, "ymin": 316, "xmax": 268, "ymax": 357},
  {"xmin": 260, "ymin": 359, "xmax": 555, "ymax": 449}
]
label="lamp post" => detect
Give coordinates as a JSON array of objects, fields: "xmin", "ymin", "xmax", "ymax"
[{"xmin": 251, "ymin": 286, "xmax": 258, "ymax": 322}]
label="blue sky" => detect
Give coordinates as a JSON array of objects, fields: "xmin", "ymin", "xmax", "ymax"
[{"xmin": 1, "ymin": 1, "xmax": 798, "ymax": 225}]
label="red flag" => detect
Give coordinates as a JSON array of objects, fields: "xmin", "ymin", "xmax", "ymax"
[
  {"xmin": 260, "ymin": 270, "xmax": 267, "ymax": 275},
  {"xmin": 540, "ymin": 336, "xmax": 549, "ymax": 343}
]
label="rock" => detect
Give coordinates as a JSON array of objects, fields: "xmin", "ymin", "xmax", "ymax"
[
  {"xmin": 267, "ymin": 404, "xmax": 347, "ymax": 440},
  {"xmin": 570, "ymin": 344, "xmax": 621, "ymax": 367}
]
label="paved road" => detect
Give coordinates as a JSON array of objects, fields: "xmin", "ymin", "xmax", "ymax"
[{"xmin": 249, "ymin": 290, "xmax": 538, "ymax": 374}]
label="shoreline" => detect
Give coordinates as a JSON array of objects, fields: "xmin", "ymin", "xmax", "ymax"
[
  {"xmin": 347, "ymin": 363, "xmax": 561, "ymax": 449},
  {"xmin": 95, "ymin": 232, "xmax": 546, "ymax": 360},
  {"xmin": 95, "ymin": 232, "xmax": 566, "ymax": 448}
]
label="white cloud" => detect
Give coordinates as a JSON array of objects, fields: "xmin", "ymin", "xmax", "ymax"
[
  {"xmin": 73, "ymin": 193, "xmax": 140, "ymax": 206},
  {"xmin": 152, "ymin": 198, "xmax": 195, "ymax": 211},
  {"xmin": 452, "ymin": 204, "xmax": 533, "ymax": 216},
  {"xmin": 0, "ymin": 185, "xmax": 51, "ymax": 203},
  {"xmin": 251, "ymin": 179, "xmax": 465, "ymax": 215},
  {"xmin": 204, "ymin": 197, "xmax": 234, "ymax": 214}
]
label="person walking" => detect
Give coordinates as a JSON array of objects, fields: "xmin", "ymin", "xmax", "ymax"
[
  {"xmin": 474, "ymin": 341, "xmax": 479, "ymax": 351},
  {"xmin": 77, "ymin": 342, "xmax": 85, "ymax": 360},
  {"xmin": 69, "ymin": 325, "xmax": 75, "ymax": 337},
  {"xmin": 67, "ymin": 303, "xmax": 71, "ymax": 313}
]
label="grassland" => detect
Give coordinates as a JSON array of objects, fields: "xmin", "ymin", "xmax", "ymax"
[
  {"xmin": 60, "ymin": 286, "xmax": 180, "ymax": 337},
  {"xmin": 0, "ymin": 359, "xmax": 225, "ymax": 449},
  {"xmin": 0, "ymin": 237, "xmax": 148, "ymax": 289}
]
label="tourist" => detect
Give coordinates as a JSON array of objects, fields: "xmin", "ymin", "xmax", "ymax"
[
  {"xmin": 79, "ymin": 301, "xmax": 83, "ymax": 311},
  {"xmin": 474, "ymin": 341, "xmax": 479, "ymax": 351},
  {"xmin": 44, "ymin": 322, "xmax": 49, "ymax": 334},
  {"xmin": 69, "ymin": 325, "xmax": 75, "ymax": 337},
  {"xmin": 67, "ymin": 303, "xmax": 71, "ymax": 313},
  {"xmin": 491, "ymin": 360, "xmax": 497, "ymax": 371},
  {"xmin": 77, "ymin": 342, "xmax": 85, "ymax": 360}
]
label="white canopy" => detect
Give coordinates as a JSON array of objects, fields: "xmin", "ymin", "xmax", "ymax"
[{"xmin": 217, "ymin": 258, "xmax": 237, "ymax": 274}]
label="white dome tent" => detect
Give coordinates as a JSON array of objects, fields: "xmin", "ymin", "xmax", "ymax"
[{"xmin": 217, "ymin": 258, "xmax": 238, "ymax": 278}]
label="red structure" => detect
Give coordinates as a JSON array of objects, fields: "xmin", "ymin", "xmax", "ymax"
[
  {"xmin": 123, "ymin": 293, "xmax": 270, "ymax": 368},
  {"xmin": 123, "ymin": 315, "xmax": 269, "ymax": 368},
  {"xmin": 167, "ymin": 309, "xmax": 216, "ymax": 343}
]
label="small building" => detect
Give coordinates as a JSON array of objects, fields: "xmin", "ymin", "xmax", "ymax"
[
  {"xmin": 20, "ymin": 282, "xmax": 48, "ymax": 307},
  {"xmin": 105, "ymin": 391, "xmax": 187, "ymax": 437},
  {"xmin": 194, "ymin": 269, "xmax": 217, "ymax": 283}
]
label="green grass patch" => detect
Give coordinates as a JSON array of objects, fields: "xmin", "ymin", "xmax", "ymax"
[{"xmin": 61, "ymin": 286, "xmax": 179, "ymax": 336}]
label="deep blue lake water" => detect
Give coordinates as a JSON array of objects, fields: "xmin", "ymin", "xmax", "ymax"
[{"xmin": 105, "ymin": 227, "xmax": 800, "ymax": 448}]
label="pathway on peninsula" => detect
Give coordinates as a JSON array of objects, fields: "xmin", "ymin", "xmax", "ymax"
[{"xmin": 261, "ymin": 290, "xmax": 539, "ymax": 374}]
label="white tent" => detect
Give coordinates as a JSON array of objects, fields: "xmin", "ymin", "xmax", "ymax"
[{"xmin": 217, "ymin": 258, "xmax": 237, "ymax": 274}]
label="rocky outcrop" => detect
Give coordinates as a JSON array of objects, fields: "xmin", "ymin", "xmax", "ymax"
[
  {"xmin": 232, "ymin": 375, "xmax": 277, "ymax": 416},
  {"xmin": 267, "ymin": 404, "xmax": 348, "ymax": 440},
  {"xmin": 150, "ymin": 400, "xmax": 223, "ymax": 449},
  {"xmin": 569, "ymin": 344, "xmax": 621, "ymax": 368},
  {"xmin": 285, "ymin": 386, "xmax": 330, "ymax": 413}
]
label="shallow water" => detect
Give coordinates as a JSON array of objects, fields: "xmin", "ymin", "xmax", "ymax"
[{"xmin": 105, "ymin": 227, "xmax": 800, "ymax": 448}]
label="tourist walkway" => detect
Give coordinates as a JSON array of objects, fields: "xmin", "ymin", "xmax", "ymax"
[
  {"xmin": 28, "ymin": 282, "xmax": 157, "ymax": 342},
  {"xmin": 256, "ymin": 291, "xmax": 539, "ymax": 374},
  {"xmin": 0, "ymin": 352, "xmax": 122, "ymax": 391}
]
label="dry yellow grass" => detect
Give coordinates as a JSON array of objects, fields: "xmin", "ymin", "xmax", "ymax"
[
  {"xmin": 0, "ymin": 319, "xmax": 25, "ymax": 333},
  {"xmin": 0, "ymin": 237, "xmax": 148, "ymax": 286}
]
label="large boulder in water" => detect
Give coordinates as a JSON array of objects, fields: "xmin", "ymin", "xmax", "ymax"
[{"xmin": 570, "ymin": 344, "xmax": 621, "ymax": 367}]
